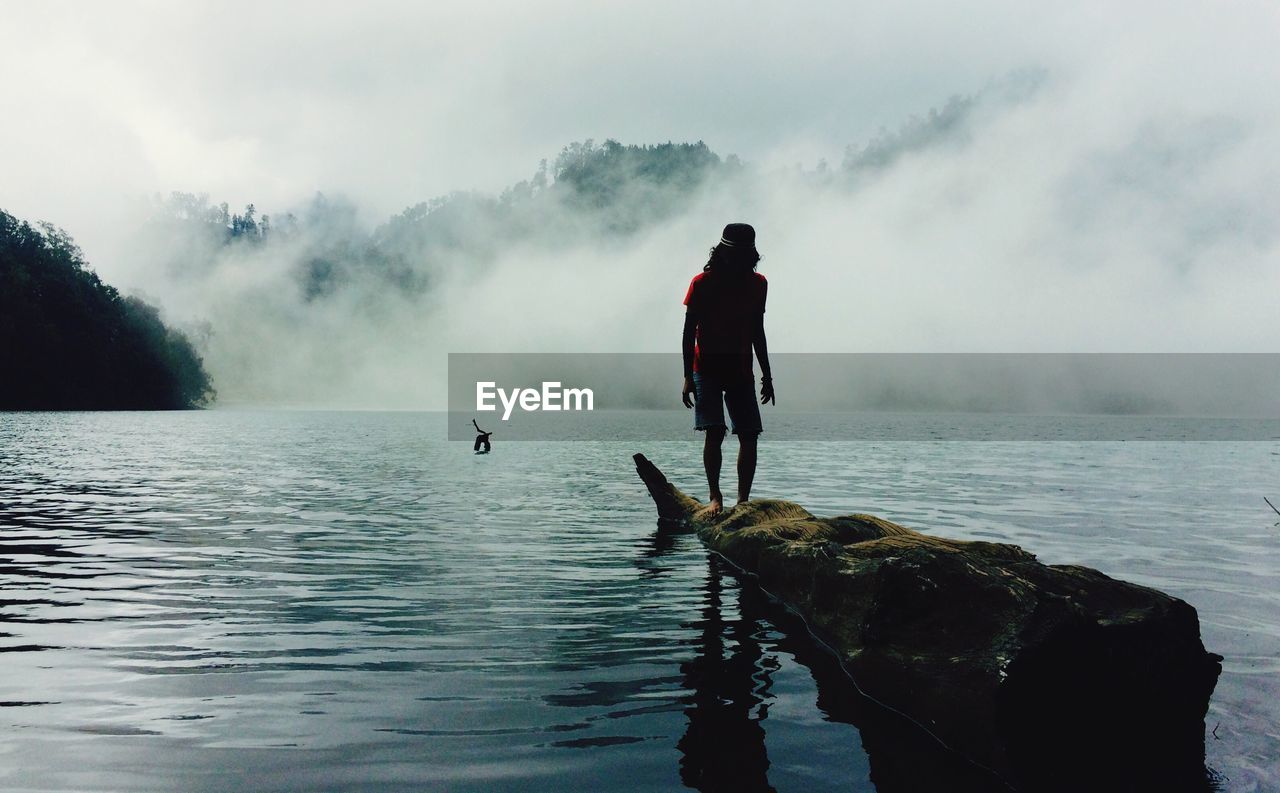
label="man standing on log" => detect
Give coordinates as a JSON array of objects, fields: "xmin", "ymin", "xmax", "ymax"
[{"xmin": 681, "ymin": 223, "xmax": 774, "ymax": 514}]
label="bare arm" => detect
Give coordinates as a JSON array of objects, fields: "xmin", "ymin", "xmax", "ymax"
[
  {"xmin": 682, "ymin": 310, "xmax": 698, "ymax": 378},
  {"xmin": 754, "ymin": 314, "xmax": 774, "ymax": 404},
  {"xmin": 681, "ymin": 309, "xmax": 697, "ymax": 408}
]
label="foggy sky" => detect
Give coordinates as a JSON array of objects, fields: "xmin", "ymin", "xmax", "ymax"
[
  {"xmin": 3, "ymin": 0, "xmax": 1272, "ymax": 279},
  {"xmin": 2, "ymin": 1, "xmax": 1279, "ymax": 408}
]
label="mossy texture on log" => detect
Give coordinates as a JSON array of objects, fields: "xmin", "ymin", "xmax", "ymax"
[{"xmin": 633, "ymin": 453, "xmax": 1222, "ymax": 791}]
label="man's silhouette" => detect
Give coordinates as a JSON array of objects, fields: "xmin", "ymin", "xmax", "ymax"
[
  {"xmin": 681, "ymin": 223, "xmax": 774, "ymax": 515},
  {"xmin": 472, "ymin": 419, "xmax": 493, "ymax": 453}
]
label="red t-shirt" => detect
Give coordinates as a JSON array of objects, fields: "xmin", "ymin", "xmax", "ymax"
[{"xmin": 683, "ymin": 271, "xmax": 767, "ymax": 380}]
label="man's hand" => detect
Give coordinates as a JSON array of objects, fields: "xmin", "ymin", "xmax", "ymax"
[
  {"xmin": 760, "ymin": 377, "xmax": 775, "ymax": 405},
  {"xmin": 682, "ymin": 376, "xmax": 695, "ymax": 409}
]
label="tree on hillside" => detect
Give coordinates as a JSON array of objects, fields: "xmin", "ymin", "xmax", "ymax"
[
  {"xmin": 552, "ymin": 140, "xmax": 723, "ymax": 229},
  {"xmin": 0, "ymin": 209, "xmax": 214, "ymax": 410}
]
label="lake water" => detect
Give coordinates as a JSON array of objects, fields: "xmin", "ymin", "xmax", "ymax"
[{"xmin": 0, "ymin": 410, "xmax": 1277, "ymax": 791}]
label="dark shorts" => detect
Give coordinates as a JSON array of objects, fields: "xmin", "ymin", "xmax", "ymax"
[{"xmin": 693, "ymin": 371, "xmax": 762, "ymax": 435}]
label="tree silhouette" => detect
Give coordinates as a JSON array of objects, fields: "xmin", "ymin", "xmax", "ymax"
[{"xmin": 0, "ymin": 209, "xmax": 214, "ymax": 410}]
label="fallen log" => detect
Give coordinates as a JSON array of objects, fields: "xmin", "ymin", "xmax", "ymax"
[{"xmin": 633, "ymin": 453, "xmax": 1222, "ymax": 791}]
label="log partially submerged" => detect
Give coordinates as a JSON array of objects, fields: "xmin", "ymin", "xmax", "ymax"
[{"xmin": 633, "ymin": 453, "xmax": 1222, "ymax": 791}]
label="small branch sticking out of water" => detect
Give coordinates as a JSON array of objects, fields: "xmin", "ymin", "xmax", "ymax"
[{"xmin": 1265, "ymin": 497, "xmax": 1280, "ymax": 525}]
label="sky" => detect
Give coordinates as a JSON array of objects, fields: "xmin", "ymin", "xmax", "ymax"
[
  {"xmin": 3, "ymin": 0, "xmax": 1270, "ymax": 274},
  {"xmin": 2, "ymin": 0, "xmax": 1279, "ymax": 406}
]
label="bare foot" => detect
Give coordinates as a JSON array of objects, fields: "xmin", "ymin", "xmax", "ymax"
[
  {"xmin": 736, "ymin": 496, "xmax": 750, "ymax": 506},
  {"xmin": 709, "ymin": 491, "xmax": 724, "ymax": 516}
]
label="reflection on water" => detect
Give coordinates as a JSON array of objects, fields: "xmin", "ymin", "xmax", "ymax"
[
  {"xmin": 0, "ymin": 410, "xmax": 1276, "ymax": 791},
  {"xmin": 0, "ymin": 411, "xmax": 887, "ymax": 791},
  {"xmin": 666, "ymin": 541, "xmax": 1006, "ymax": 792},
  {"xmin": 679, "ymin": 552, "xmax": 774, "ymax": 790}
]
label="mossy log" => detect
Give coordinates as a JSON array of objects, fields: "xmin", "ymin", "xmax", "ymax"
[{"xmin": 633, "ymin": 453, "xmax": 1222, "ymax": 791}]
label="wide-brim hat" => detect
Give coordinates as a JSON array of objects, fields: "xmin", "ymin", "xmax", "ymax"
[{"xmin": 716, "ymin": 222, "xmax": 756, "ymax": 251}]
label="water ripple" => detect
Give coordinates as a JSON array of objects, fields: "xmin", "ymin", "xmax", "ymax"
[{"xmin": 1, "ymin": 411, "xmax": 1275, "ymax": 791}]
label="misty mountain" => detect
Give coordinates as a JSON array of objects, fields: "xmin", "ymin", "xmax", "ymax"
[
  {"xmin": 140, "ymin": 140, "xmax": 734, "ymax": 305},
  {"xmin": 841, "ymin": 70, "xmax": 1043, "ymax": 179},
  {"xmin": 0, "ymin": 210, "xmax": 213, "ymax": 410},
  {"xmin": 136, "ymin": 103, "xmax": 1007, "ymax": 322},
  {"xmin": 107, "ymin": 73, "xmax": 1276, "ymax": 410},
  {"xmin": 109, "ymin": 91, "xmax": 1024, "ymax": 406}
]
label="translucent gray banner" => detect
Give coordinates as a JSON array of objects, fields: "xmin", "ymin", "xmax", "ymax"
[{"xmin": 448, "ymin": 353, "xmax": 1280, "ymax": 441}]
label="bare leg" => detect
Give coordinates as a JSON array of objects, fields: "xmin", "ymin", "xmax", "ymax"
[
  {"xmin": 736, "ymin": 432, "xmax": 758, "ymax": 504},
  {"xmin": 703, "ymin": 427, "xmax": 726, "ymax": 514}
]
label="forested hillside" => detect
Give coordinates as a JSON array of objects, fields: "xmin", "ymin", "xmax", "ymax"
[{"xmin": 0, "ymin": 210, "xmax": 213, "ymax": 409}]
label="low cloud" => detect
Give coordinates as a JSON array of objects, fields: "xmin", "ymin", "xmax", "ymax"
[{"xmin": 2, "ymin": 1, "xmax": 1277, "ymax": 407}]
